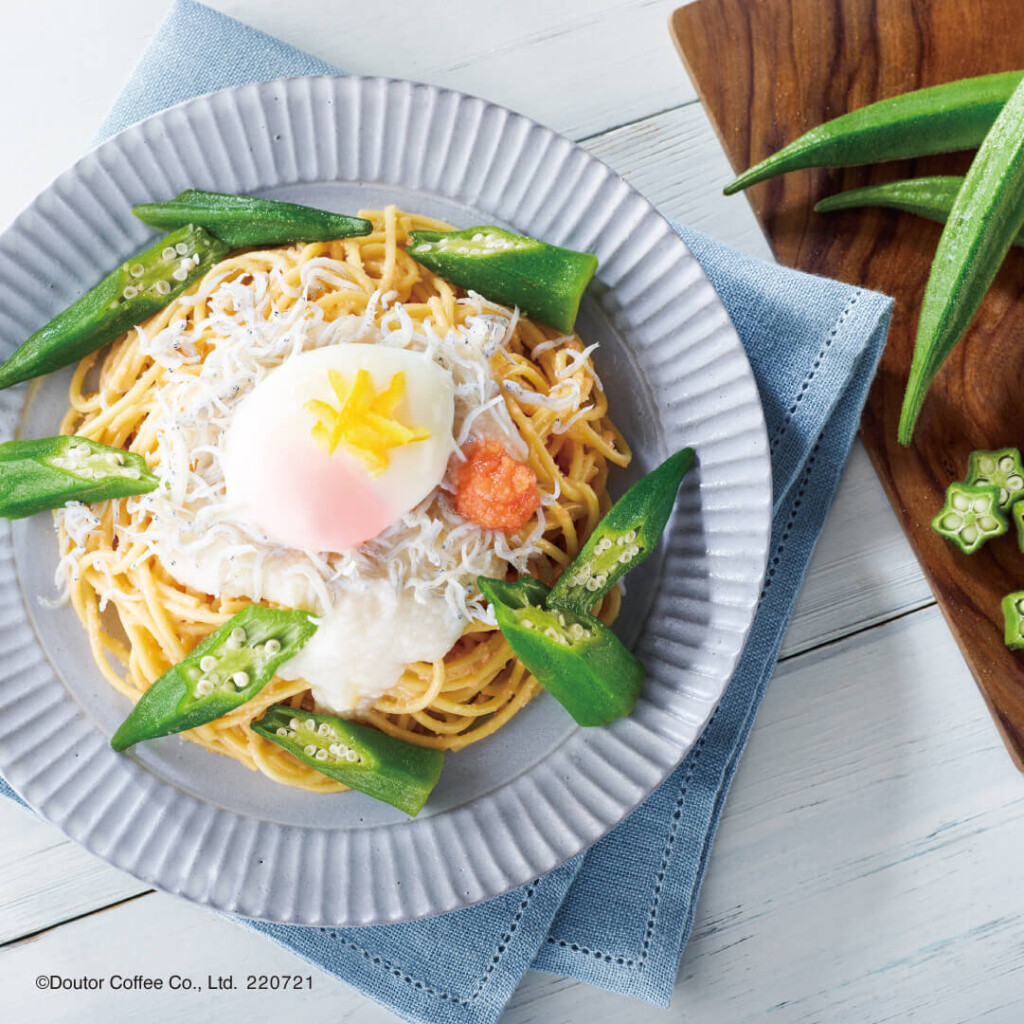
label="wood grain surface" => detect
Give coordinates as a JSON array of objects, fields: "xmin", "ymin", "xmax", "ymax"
[{"xmin": 672, "ymin": 0, "xmax": 1024, "ymax": 768}]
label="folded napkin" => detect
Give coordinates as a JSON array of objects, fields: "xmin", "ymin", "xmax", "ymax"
[{"xmin": 0, "ymin": 1, "xmax": 894, "ymax": 1021}]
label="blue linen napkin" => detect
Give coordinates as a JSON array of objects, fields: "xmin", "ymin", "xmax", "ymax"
[{"xmin": 0, "ymin": 1, "xmax": 894, "ymax": 1020}]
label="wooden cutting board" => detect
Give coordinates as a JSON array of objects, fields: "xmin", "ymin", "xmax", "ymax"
[{"xmin": 671, "ymin": 0, "xmax": 1024, "ymax": 767}]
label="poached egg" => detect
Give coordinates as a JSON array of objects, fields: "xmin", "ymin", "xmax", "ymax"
[{"xmin": 222, "ymin": 344, "xmax": 455, "ymax": 553}]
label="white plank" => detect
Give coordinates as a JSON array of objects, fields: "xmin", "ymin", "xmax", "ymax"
[
  {"xmin": 0, "ymin": 0, "xmax": 693, "ymax": 237},
  {"xmin": 678, "ymin": 603, "xmax": 1024, "ymax": 1022},
  {"xmin": 5, "ymin": 605, "xmax": 1020, "ymax": 1024},
  {"xmin": 0, "ymin": 799, "xmax": 147, "ymax": 944},
  {"xmin": 581, "ymin": 100, "xmax": 774, "ymax": 261},
  {"xmin": 780, "ymin": 441, "xmax": 933, "ymax": 658},
  {"xmin": 239, "ymin": 0, "xmax": 694, "ymax": 141}
]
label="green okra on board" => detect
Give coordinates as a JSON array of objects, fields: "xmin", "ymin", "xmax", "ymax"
[
  {"xmin": 899, "ymin": 76, "xmax": 1024, "ymax": 444},
  {"xmin": 931, "ymin": 481, "xmax": 1007, "ymax": 554},
  {"xmin": 725, "ymin": 70, "xmax": 1024, "ymax": 195}
]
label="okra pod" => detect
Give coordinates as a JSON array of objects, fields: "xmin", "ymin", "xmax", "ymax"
[
  {"xmin": 0, "ymin": 224, "xmax": 227, "ymax": 391},
  {"xmin": 0, "ymin": 435, "xmax": 157, "ymax": 518},
  {"xmin": 406, "ymin": 226, "xmax": 597, "ymax": 333},
  {"xmin": 899, "ymin": 76, "xmax": 1024, "ymax": 445},
  {"xmin": 251, "ymin": 707, "xmax": 445, "ymax": 816},
  {"xmin": 133, "ymin": 190, "xmax": 373, "ymax": 248},
  {"xmin": 547, "ymin": 447, "xmax": 695, "ymax": 615},
  {"xmin": 725, "ymin": 70, "xmax": 1024, "ymax": 195},
  {"xmin": 817, "ymin": 176, "xmax": 1024, "ymax": 249},
  {"xmin": 110, "ymin": 607, "xmax": 317, "ymax": 751}
]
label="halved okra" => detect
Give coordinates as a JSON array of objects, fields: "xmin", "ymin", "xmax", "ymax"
[
  {"xmin": 0, "ymin": 224, "xmax": 227, "ymax": 390},
  {"xmin": 251, "ymin": 706, "xmax": 445, "ymax": 816},
  {"xmin": 0, "ymin": 435, "xmax": 158, "ymax": 518},
  {"xmin": 477, "ymin": 575, "xmax": 643, "ymax": 727},
  {"xmin": 406, "ymin": 226, "xmax": 598, "ymax": 333},
  {"xmin": 547, "ymin": 447, "xmax": 695, "ymax": 615}
]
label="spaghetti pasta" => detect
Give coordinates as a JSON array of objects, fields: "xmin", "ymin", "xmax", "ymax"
[{"xmin": 54, "ymin": 206, "xmax": 630, "ymax": 793}]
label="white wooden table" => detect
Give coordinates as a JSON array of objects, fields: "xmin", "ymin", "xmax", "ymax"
[{"xmin": 4, "ymin": 3, "xmax": 1023, "ymax": 1021}]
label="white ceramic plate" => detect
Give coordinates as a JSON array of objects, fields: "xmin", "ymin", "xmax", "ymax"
[{"xmin": 0, "ymin": 76, "xmax": 771, "ymax": 926}]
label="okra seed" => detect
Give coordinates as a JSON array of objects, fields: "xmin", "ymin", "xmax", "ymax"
[
  {"xmin": 230, "ymin": 627, "xmax": 247, "ymax": 643},
  {"xmin": 276, "ymin": 727, "xmax": 291, "ymax": 737},
  {"xmin": 129, "ymin": 264, "xmax": 144, "ymax": 278},
  {"xmin": 585, "ymin": 578, "xmax": 600, "ymax": 592},
  {"xmin": 195, "ymin": 678, "xmax": 214, "ymax": 696},
  {"xmin": 979, "ymin": 516, "xmax": 1001, "ymax": 532},
  {"xmin": 345, "ymin": 750, "xmax": 359, "ymax": 763},
  {"xmin": 162, "ymin": 247, "xmax": 177, "ymax": 261},
  {"xmin": 172, "ymin": 267, "xmax": 189, "ymax": 282},
  {"xmin": 1017, "ymin": 600, "xmax": 1024, "ymax": 616},
  {"xmin": 1010, "ymin": 476, "xmax": 1023, "ymax": 492},
  {"xmin": 123, "ymin": 285, "xmax": 138, "ymax": 300},
  {"xmin": 940, "ymin": 513, "xmax": 963, "ymax": 530},
  {"xmin": 304, "ymin": 718, "xmax": 315, "ymax": 731},
  {"xmin": 232, "ymin": 671, "xmax": 249, "ymax": 689},
  {"xmin": 317, "ymin": 722, "xmax": 332, "ymax": 737},
  {"xmin": 199, "ymin": 655, "xmax": 217, "ymax": 672},
  {"xmin": 1000, "ymin": 457, "xmax": 1016, "ymax": 472},
  {"xmin": 972, "ymin": 497, "xmax": 991, "ymax": 514},
  {"xmin": 303, "ymin": 744, "xmax": 317, "ymax": 757},
  {"xmin": 314, "ymin": 749, "xmax": 328, "ymax": 761},
  {"xmin": 979, "ymin": 456, "xmax": 997, "ymax": 473},
  {"xmin": 289, "ymin": 717, "xmax": 300, "ymax": 730},
  {"xmin": 156, "ymin": 280, "xmax": 171, "ymax": 295},
  {"xmin": 175, "ymin": 242, "xmax": 190, "ymax": 255},
  {"xmin": 105, "ymin": 452, "xmax": 124, "ymax": 465},
  {"xmin": 961, "ymin": 525, "xmax": 979, "ymax": 544},
  {"xmin": 264, "ymin": 638, "xmax": 281, "ymax": 655}
]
